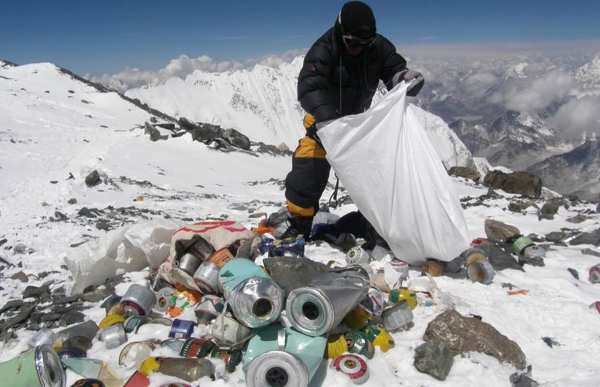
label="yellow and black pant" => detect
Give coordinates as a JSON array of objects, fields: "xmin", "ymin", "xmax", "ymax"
[{"xmin": 284, "ymin": 114, "xmax": 331, "ymax": 218}]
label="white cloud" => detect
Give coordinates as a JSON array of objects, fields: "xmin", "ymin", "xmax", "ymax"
[
  {"xmin": 504, "ymin": 71, "xmax": 573, "ymax": 112},
  {"xmin": 547, "ymin": 95, "xmax": 600, "ymax": 139},
  {"xmin": 92, "ymin": 50, "xmax": 307, "ymax": 92}
]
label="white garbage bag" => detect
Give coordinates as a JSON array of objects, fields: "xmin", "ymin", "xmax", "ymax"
[
  {"xmin": 318, "ymin": 82, "xmax": 470, "ymax": 265},
  {"xmin": 64, "ymin": 219, "xmax": 181, "ymax": 295}
]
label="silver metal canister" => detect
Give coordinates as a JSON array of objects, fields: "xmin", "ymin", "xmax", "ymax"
[
  {"xmin": 100, "ymin": 323, "xmax": 127, "ymax": 349},
  {"xmin": 228, "ymin": 276, "xmax": 284, "ymax": 328},
  {"xmin": 120, "ymin": 284, "xmax": 157, "ymax": 316},
  {"xmin": 28, "ymin": 328, "xmax": 56, "ymax": 348},
  {"xmin": 346, "ymin": 246, "xmax": 370, "ymax": 266},
  {"xmin": 176, "ymin": 253, "xmax": 203, "ymax": 276},
  {"xmin": 245, "ymin": 351, "xmax": 309, "ymax": 387},
  {"xmin": 382, "ymin": 301, "xmax": 414, "ymax": 332},
  {"xmin": 466, "ymin": 261, "xmax": 496, "ymax": 284},
  {"xmin": 154, "ymin": 286, "xmax": 175, "ymax": 313},
  {"xmin": 193, "ymin": 260, "xmax": 221, "ymax": 295},
  {"xmin": 0, "ymin": 344, "xmax": 65, "ymax": 387},
  {"xmin": 187, "ymin": 236, "xmax": 215, "ymax": 261},
  {"xmin": 286, "ymin": 269, "xmax": 370, "ymax": 336}
]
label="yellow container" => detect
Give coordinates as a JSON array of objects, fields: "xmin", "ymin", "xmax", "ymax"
[
  {"xmin": 388, "ymin": 288, "xmax": 418, "ymax": 310},
  {"xmin": 362, "ymin": 323, "xmax": 395, "ymax": 353},
  {"xmin": 325, "ymin": 333, "xmax": 348, "ymax": 360},
  {"xmin": 139, "ymin": 356, "xmax": 162, "ymax": 376},
  {"xmin": 342, "ymin": 305, "xmax": 372, "ymax": 330},
  {"xmin": 99, "ymin": 314, "xmax": 126, "ymax": 330}
]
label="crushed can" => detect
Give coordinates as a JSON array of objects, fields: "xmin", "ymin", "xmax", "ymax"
[
  {"xmin": 169, "ymin": 319, "xmax": 196, "ymax": 339},
  {"xmin": 119, "ymin": 341, "xmax": 157, "ymax": 369},
  {"xmin": 0, "ymin": 344, "xmax": 65, "ymax": 387},
  {"xmin": 195, "ymin": 295, "xmax": 225, "ymax": 324},
  {"xmin": 54, "ymin": 320, "xmax": 99, "ymax": 350},
  {"xmin": 332, "ymin": 354, "xmax": 369, "ymax": 385},
  {"xmin": 361, "ymin": 323, "xmax": 395, "ymax": 352},
  {"xmin": 382, "ymin": 301, "xmax": 414, "ymax": 332},
  {"xmin": 28, "ymin": 328, "xmax": 56, "ymax": 348},
  {"xmin": 120, "ymin": 284, "xmax": 156, "ymax": 316},
  {"xmin": 227, "ymin": 276, "xmax": 284, "ymax": 328},
  {"xmin": 589, "ymin": 264, "xmax": 600, "ymax": 283},
  {"xmin": 467, "ymin": 261, "xmax": 496, "ymax": 284},
  {"xmin": 286, "ymin": 269, "xmax": 370, "ymax": 336},
  {"xmin": 99, "ymin": 323, "xmax": 127, "ymax": 349},
  {"xmin": 218, "ymin": 258, "xmax": 269, "ymax": 298},
  {"xmin": 157, "ymin": 357, "xmax": 215, "ymax": 383},
  {"xmin": 243, "ymin": 325, "xmax": 327, "ymax": 387},
  {"xmin": 258, "ymin": 237, "xmax": 305, "ymax": 258},
  {"xmin": 388, "ymin": 288, "xmax": 418, "ymax": 310}
]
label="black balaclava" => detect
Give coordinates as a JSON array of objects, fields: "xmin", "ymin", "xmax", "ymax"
[{"xmin": 338, "ymin": 1, "xmax": 376, "ymax": 38}]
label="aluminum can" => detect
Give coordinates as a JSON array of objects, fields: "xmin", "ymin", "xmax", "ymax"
[
  {"xmin": 169, "ymin": 319, "xmax": 196, "ymax": 339},
  {"xmin": 55, "ymin": 320, "xmax": 99, "ymax": 349},
  {"xmin": 211, "ymin": 313, "xmax": 253, "ymax": 348},
  {"xmin": 120, "ymin": 284, "xmax": 156, "ymax": 316},
  {"xmin": 28, "ymin": 328, "xmax": 56, "ymax": 348},
  {"xmin": 589, "ymin": 264, "xmax": 600, "ymax": 283},
  {"xmin": 176, "ymin": 253, "xmax": 202, "ymax": 276},
  {"xmin": 179, "ymin": 337, "xmax": 216, "ymax": 359},
  {"xmin": 466, "ymin": 261, "xmax": 496, "ymax": 284},
  {"xmin": 187, "ymin": 236, "xmax": 215, "ymax": 261},
  {"xmin": 193, "ymin": 260, "xmax": 221, "ymax": 295},
  {"xmin": 153, "ymin": 286, "xmax": 175, "ymax": 313},
  {"xmin": 382, "ymin": 301, "xmax": 414, "ymax": 331},
  {"xmin": 195, "ymin": 295, "xmax": 225, "ymax": 324},
  {"xmin": 332, "ymin": 354, "xmax": 369, "ymax": 385},
  {"xmin": 100, "ymin": 323, "xmax": 127, "ymax": 349},
  {"xmin": 512, "ymin": 235, "xmax": 535, "ymax": 255},
  {"xmin": 286, "ymin": 269, "xmax": 369, "ymax": 336},
  {"xmin": 228, "ymin": 276, "xmax": 284, "ymax": 328},
  {"xmin": 0, "ymin": 344, "xmax": 65, "ymax": 387},
  {"xmin": 345, "ymin": 331, "xmax": 374, "ymax": 359}
]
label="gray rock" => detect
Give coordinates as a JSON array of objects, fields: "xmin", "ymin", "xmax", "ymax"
[
  {"xmin": 222, "ymin": 128, "xmax": 251, "ymax": 150},
  {"xmin": 483, "ymin": 171, "xmax": 542, "ymax": 198},
  {"xmin": 484, "ymin": 219, "xmax": 520, "ymax": 243},
  {"xmin": 0, "ymin": 299, "xmax": 24, "ymax": 316},
  {"xmin": 9, "ymin": 271, "xmax": 29, "ymax": 282},
  {"xmin": 448, "ymin": 166, "xmax": 480, "ymax": 183},
  {"xmin": 144, "ymin": 122, "xmax": 163, "ymax": 142},
  {"xmin": 539, "ymin": 202, "xmax": 560, "ymax": 220},
  {"xmin": 0, "ymin": 305, "xmax": 35, "ymax": 332},
  {"xmin": 545, "ymin": 231, "xmax": 568, "ymax": 243},
  {"xmin": 23, "ymin": 284, "xmax": 51, "ymax": 299},
  {"xmin": 566, "ymin": 214, "xmax": 587, "ymax": 223},
  {"xmin": 567, "ymin": 268, "xmax": 579, "ymax": 279},
  {"xmin": 423, "ymin": 309, "xmax": 527, "ymax": 370},
  {"xmin": 85, "ymin": 170, "xmax": 101, "ymax": 187},
  {"xmin": 569, "ymin": 229, "xmax": 600, "ymax": 246},
  {"xmin": 518, "ymin": 255, "xmax": 545, "ymax": 267},
  {"xmin": 414, "ymin": 339, "xmax": 455, "ymax": 381},
  {"xmin": 96, "ymin": 219, "xmax": 111, "ymax": 231},
  {"xmin": 581, "ymin": 248, "xmax": 600, "ymax": 257},
  {"xmin": 68, "ymin": 198, "xmax": 77, "ymax": 205},
  {"xmin": 59, "ymin": 310, "xmax": 86, "ymax": 326},
  {"xmin": 13, "ymin": 243, "xmax": 33, "ymax": 254},
  {"xmin": 478, "ymin": 244, "xmax": 523, "ymax": 272}
]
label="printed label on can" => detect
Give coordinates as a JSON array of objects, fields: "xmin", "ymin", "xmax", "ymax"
[
  {"xmin": 208, "ymin": 248, "xmax": 235, "ymax": 268},
  {"xmin": 121, "ymin": 300, "xmax": 146, "ymax": 316},
  {"xmin": 332, "ymin": 354, "xmax": 369, "ymax": 384},
  {"xmin": 180, "ymin": 338, "xmax": 215, "ymax": 358}
]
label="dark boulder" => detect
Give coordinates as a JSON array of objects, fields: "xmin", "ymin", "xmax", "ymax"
[{"xmin": 483, "ymin": 171, "xmax": 542, "ymax": 197}]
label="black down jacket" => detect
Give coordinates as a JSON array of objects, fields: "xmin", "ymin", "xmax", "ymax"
[{"xmin": 297, "ymin": 22, "xmax": 407, "ymax": 123}]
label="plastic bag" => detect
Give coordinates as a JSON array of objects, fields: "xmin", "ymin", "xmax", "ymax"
[{"xmin": 318, "ymin": 82, "xmax": 470, "ymax": 264}]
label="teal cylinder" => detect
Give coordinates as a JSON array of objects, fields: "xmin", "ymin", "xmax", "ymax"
[
  {"xmin": 218, "ymin": 258, "xmax": 268, "ymax": 298},
  {"xmin": 0, "ymin": 345, "xmax": 65, "ymax": 387},
  {"xmin": 243, "ymin": 325, "xmax": 326, "ymax": 387}
]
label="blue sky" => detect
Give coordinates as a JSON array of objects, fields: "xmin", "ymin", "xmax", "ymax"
[{"xmin": 1, "ymin": 0, "xmax": 600, "ymax": 76}]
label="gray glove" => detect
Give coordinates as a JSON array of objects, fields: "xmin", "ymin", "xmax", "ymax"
[
  {"xmin": 392, "ymin": 69, "xmax": 424, "ymax": 97},
  {"xmin": 316, "ymin": 119, "xmax": 335, "ymax": 130}
]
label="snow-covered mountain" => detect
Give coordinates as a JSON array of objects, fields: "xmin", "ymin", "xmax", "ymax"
[
  {"xmin": 575, "ymin": 53, "xmax": 600, "ymax": 90},
  {"xmin": 126, "ymin": 57, "xmax": 478, "ymax": 172}
]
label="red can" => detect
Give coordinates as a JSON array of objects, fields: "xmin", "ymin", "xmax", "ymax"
[{"xmin": 590, "ymin": 301, "xmax": 600, "ymax": 314}]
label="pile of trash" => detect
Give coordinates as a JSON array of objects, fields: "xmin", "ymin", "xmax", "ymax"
[{"xmin": 7, "ymin": 209, "xmax": 600, "ymax": 387}]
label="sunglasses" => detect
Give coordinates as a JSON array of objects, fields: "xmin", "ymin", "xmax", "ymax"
[{"xmin": 342, "ymin": 34, "xmax": 375, "ymax": 48}]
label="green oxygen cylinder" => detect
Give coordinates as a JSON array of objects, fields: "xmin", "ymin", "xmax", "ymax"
[{"xmin": 0, "ymin": 344, "xmax": 65, "ymax": 387}]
